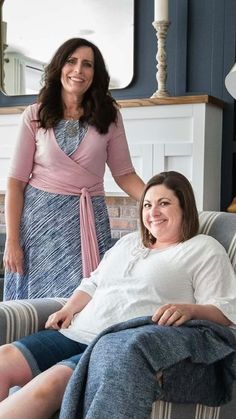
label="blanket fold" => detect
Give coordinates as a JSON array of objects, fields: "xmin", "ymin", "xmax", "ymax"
[{"xmin": 59, "ymin": 317, "xmax": 236, "ymax": 419}]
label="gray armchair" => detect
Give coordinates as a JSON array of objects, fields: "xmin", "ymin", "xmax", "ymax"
[{"xmin": 0, "ymin": 211, "xmax": 236, "ymax": 419}]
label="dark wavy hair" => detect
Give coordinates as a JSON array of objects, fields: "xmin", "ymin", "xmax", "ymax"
[
  {"xmin": 37, "ymin": 38, "xmax": 118, "ymax": 133},
  {"xmin": 139, "ymin": 171, "xmax": 199, "ymax": 247}
]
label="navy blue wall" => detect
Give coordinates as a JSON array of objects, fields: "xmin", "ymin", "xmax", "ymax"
[{"xmin": 1, "ymin": 0, "xmax": 235, "ymax": 209}]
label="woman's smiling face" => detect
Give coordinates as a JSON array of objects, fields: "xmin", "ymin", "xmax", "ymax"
[
  {"xmin": 142, "ymin": 184, "xmax": 183, "ymax": 249},
  {"xmin": 60, "ymin": 46, "xmax": 94, "ymax": 98}
]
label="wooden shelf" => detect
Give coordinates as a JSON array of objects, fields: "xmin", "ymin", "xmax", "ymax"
[
  {"xmin": 0, "ymin": 95, "xmax": 225, "ymax": 115},
  {"xmin": 118, "ymin": 95, "xmax": 225, "ymax": 109}
]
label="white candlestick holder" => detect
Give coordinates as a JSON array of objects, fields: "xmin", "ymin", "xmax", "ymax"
[{"xmin": 151, "ymin": 20, "xmax": 170, "ymax": 98}]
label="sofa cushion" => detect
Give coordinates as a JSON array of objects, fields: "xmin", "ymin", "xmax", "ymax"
[{"xmin": 199, "ymin": 211, "xmax": 236, "ymax": 271}]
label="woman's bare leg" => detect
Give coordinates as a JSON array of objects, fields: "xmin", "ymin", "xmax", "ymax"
[
  {"xmin": 0, "ymin": 344, "xmax": 33, "ymax": 400},
  {"xmin": 0, "ymin": 364, "xmax": 73, "ymax": 419}
]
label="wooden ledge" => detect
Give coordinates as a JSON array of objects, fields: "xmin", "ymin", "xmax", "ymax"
[
  {"xmin": 0, "ymin": 105, "xmax": 26, "ymax": 115},
  {"xmin": 118, "ymin": 95, "xmax": 225, "ymax": 109},
  {"xmin": 0, "ymin": 95, "xmax": 224, "ymax": 115}
]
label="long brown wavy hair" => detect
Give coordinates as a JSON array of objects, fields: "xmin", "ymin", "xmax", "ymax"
[
  {"xmin": 37, "ymin": 38, "xmax": 118, "ymax": 134},
  {"xmin": 139, "ymin": 171, "xmax": 199, "ymax": 248}
]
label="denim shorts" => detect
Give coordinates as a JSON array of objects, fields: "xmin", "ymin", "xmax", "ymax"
[{"xmin": 12, "ymin": 329, "xmax": 88, "ymax": 377}]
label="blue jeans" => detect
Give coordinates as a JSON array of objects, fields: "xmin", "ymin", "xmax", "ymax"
[{"xmin": 13, "ymin": 329, "xmax": 88, "ymax": 377}]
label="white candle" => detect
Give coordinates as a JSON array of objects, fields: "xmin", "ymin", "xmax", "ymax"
[{"xmin": 154, "ymin": 0, "xmax": 168, "ymax": 21}]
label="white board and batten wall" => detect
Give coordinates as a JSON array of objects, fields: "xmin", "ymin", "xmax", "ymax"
[
  {"xmin": 0, "ymin": 95, "xmax": 223, "ymax": 211},
  {"xmin": 0, "ymin": 109, "xmax": 22, "ymax": 192}
]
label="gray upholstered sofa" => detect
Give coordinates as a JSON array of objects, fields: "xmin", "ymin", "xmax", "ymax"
[
  {"xmin": 0, "ymin": 211, "xmax": 236, "ymax": 419},
  {"xmin": 0, "ymin": 232, "xmax": 5, "ymax": 302}
]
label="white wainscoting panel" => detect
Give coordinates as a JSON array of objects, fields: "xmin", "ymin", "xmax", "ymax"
[
  {"xmin": 0, "ymin": 99, "xmax": 223, "ymax": 210},
  {"xmin": 0, "ymin": 113, "xmax": 22, "ymax": 191}
]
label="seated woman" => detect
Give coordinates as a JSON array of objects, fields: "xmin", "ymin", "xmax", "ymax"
[{"xmin": 0, "ymin": 171, "xmax": 235, "ymax": 419}]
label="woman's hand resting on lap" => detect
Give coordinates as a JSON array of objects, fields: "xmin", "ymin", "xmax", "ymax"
[
  {"xmin": 152, "ymin": 303, "xmax": 193, "ymax": 326},
  {"xmin": 45, "ymin": 307, "xmax": 74, "ymax": 330}
]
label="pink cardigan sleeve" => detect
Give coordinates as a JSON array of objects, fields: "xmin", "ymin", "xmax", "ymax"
[
  {"xmin": 8, "ymin": 105, "xmax": 37, "ymax": 182},
  {"xmin": 106, "ymin": 111, "xmax": 135, "ymax": 177}
]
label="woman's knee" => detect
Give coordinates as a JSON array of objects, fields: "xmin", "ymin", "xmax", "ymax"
[
  {"xmin": 0, "ymin": 344, "xmax": 19, "ymax": 368},
  {"xmin": 0, "ymin": 343, "xmax": 32, "ymax": 386},
  {"xmin": 30, "ymin": 365, "xmax": 73, "ymax": 401}
]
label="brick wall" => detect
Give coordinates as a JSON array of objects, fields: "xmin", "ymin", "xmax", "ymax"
[
  {"xmin": 0, "ymin": 195, "xmax": 5, "ymax": 234},
  {"xmin": 0, "ymin": 195, "xmax": 5, "ymax": 278},
  {"xmin": 106, "ymin": 196, "xmax": 139, "ymax": 239},
  {"xmin": 0, "ymin": 194, "xmax": 139, "ymax": 278},
  {"xmin": 0, "ymin": 194, "xmax": 139, "ymax": 237}
]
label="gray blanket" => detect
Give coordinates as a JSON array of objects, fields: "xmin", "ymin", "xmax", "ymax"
[{"xmin": 60, "ymin": 317, "xmax": 236, "ymax": 419}]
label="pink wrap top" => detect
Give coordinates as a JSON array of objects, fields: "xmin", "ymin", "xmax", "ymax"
[{"xmin": 9, "ymin": 103, "xmax": 135, "ymax": 277}]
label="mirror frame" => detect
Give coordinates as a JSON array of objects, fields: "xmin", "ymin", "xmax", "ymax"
[
  {"xmin": 0, "ymin": 0, "xmax": 4, "ymax": 92},
  {"xmin": 0, "ymin": 0, "xmax": 135, "ymax": 97}
]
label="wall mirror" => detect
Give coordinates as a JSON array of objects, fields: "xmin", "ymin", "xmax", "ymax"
[{"xmin": 0, "ymin": 0, "xmax": 134, "ymax": 96}]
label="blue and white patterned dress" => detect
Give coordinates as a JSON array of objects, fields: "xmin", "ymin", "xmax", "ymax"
[{"xmin": 4, "ymin": 120, "xmax": 112, "ymax": 300}]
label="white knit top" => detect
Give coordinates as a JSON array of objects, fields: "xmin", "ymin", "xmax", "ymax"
[{"xmin": 60, "ymin": 232, "xmax": 236, "ymax": 344}]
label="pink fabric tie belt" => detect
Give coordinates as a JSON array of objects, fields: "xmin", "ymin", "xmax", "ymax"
[{"xmin": 80, "ymin": 187, "xmax": 101, "ymax": 278}]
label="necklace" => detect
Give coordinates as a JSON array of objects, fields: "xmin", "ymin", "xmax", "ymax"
[
  {"xmin": 65, "ymin": 120, "xmax": 80, "ymax": 137},
  {"xmin": 63, "ymin": 106, "xmax": 83, "ymax": 137}
]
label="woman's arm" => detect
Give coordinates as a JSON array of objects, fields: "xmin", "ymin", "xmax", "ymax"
[
  {"xmin": 45, "ymin": 250, "xmax": 111, "ymax": 329},
  {"xmin": 45, "ymin": 290, "xmax": 92, "ymax": 329},
  {"xmin": 114, "ymin": 172, "xmax": 145, "ymax": 201},
  {"xmin": 152, "ymin": 303, "xmax": 232, "ymax": 327},
  {"xmin": 3, "ymin": 177, "xmax": 28, "ymax": 274}
]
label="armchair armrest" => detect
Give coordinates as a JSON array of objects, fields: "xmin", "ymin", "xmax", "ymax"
[{"xmin": 0, "ymin": 298, "xmax": 67, "ymax": 345}]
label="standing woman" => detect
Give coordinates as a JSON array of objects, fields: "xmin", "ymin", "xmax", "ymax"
[{"xmin": 3, "ymin": 38, "xmax": 144, "ymax": 300}]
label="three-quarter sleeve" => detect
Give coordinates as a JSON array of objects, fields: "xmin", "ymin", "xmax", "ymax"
[
  {"xmin": 75, "ymin": 246, "xmax": 114, "ymax": 297},
  {"xmin": 106, "ymin": 111, "xmax": 135, "ymax": 177},
  {"xmin": 8, "ymin": 105, "xmax": 37, "ymax": 182},
  {"xmin": 192, "ymin": 237, "xmax": 236, "ymax": 324}
]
